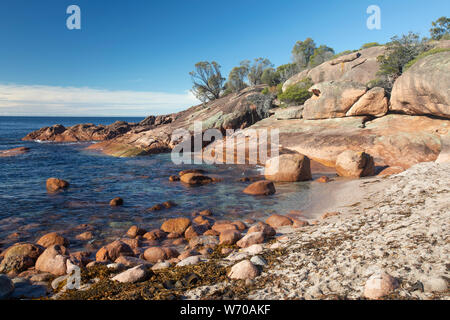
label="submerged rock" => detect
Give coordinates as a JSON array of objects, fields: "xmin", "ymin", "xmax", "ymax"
[
  {"xmin": 46, "ymin": 178, "xmax": 69, "ymax": 193},
  {"xmin": 243, "ymin": 180, "xmax": 276, "ymax": 196}
]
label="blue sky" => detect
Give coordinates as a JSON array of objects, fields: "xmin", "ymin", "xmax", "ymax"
[{"xmin": 0, "ymin": 0, "xmax": 448, "ymax": 116}]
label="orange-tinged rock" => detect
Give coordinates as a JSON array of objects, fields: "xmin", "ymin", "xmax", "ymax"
[
  {"xmin": 46, "ymin": 178, "xmax": 69, "ymax": 193},
  {"xmin": 36, "ymin": 232, "xmax": 69, "ymax": 248},
  {"xmin": 265, "ymin": 214, "xmax": 293, "ymax": 228},
  {"xmin": 161, "ymin": 217, "xmax": 191, "ymax": 234},
  {"xmin": 243, "ymin": 181, "xmax": 276, "ymax": 196}
]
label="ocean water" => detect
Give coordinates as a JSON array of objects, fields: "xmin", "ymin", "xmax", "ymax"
[{"xmin": 0, "ymin": 116, "xmax": 322, "ymax": 251}]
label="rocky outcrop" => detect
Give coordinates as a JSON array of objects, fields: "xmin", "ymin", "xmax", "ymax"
[
  {"xmin": 346, "ymin": 87, "xmax": 388, "ymax": 117},
  {"xmin": 302, "ymin": 81, "xmax": 367, "ymax": 120},
  {"xmin": 204, "ymin": 114, "xmax": 450, "ymax": 170},
  {"xmin": 390, "ymin": 51, "xmax": 450, "ymax": 119},
  {"xmin": 283, "ymin": 46, "xmax": 385, "ymax": 91},
  {"xmin": 86, "ymin": 85, "xmax": 274, "ymax": 157},
  {"xmin": 23, "ymin": 121, "xmax": 137, "ymax": 142},
  {"xmin": 273, "ymin": 106, "xmax": 304, "ymax": 120}
]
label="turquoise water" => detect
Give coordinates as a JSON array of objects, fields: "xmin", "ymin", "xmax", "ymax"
[{"xmin": 0, "ymin": 116, "xmax": 316, "ymax": 252}]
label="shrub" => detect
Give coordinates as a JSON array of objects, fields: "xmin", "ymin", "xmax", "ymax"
[
  {"xmin": 278, "ymin": 78, "xmax": 313, "ymax": 105},
  {"xmin": 361, "ymin": 42, "xmax": 381, "ymax": 49},
  {"xmin": 404, "ymin": 47, "xmax": 450, "ymax": 70}
]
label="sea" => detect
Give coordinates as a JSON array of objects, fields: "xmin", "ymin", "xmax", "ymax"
[{"xmin": 0, "ymin": 116, "xmax": 329, "ymax": 251}]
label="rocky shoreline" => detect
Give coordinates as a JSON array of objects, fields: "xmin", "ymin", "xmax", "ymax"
[{"xmin": 0, "ymin": 162, "xmax": 448, "ymax": 300}]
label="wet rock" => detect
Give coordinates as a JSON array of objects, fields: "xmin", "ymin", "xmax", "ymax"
[
  {"xmin": 335, "ymin": 150, "xmax": 375, "ymax": 177},
  {"xmin": 69, "ymin": 251, "xmax": 92, "ymax": 267},
  {"xmin": 243, "ymin": 180, "xmax": 276, "ymax": 196},
  {"xmin": 247, "ymin": 222, "xmax": 276, "ymax": 238},
  {"xmin": 75, "ymin": 231, "xmax": 94, "ymax": 241},
  {"xmin": 219, "ymin": 230, "xmax": 242, "ymax": 245},
  {"xmin": 168, "ymin": 175, "xmax": 180, "ymax": 182},
  {"xmin": 0, "ymin": 274, "xmax": 14, "ymax": 300},
  {"xmin": 212, "ymin": 222, "xmax": 238, "ymax": 233},
  {"xmin": 35, "ymin": 245, "xmax": 68, "ymax": 276},
  {"xmin": 236, "ymin": 232, "xmax": 265, "ymax": 248},
  {"xmin": 143, "ymin": 247, "xmax": 179, "ymax": 263},
  {"xmin": 162, "ymin": 200, "xmax": 177, "ymax": 209},
  {"xmin": 364, "ymin": 272, "xmax": 399, "ymax": 299},
  {"xmin": 126, "ymin": 225, "xmax": 147, "ymax": 238},
  {"xmin": 161, "ymin": 217, "xmax": 191, "ymax": 234},
  {"xmin": 36, "ymin": 232, "xmax": 69, "ymax": 248},
  {"xmin": 143, "ymin": 229, "xmax": 167, "ymax": 241},
  {"xmin": 179, "ymin": 169, "xmax": 206, "ymax": 176},
  {"xmin": 46, "ymin": 178, "xmax": 69, "ymax": 193},
  {"xmin": 265, "ymin": 154, "xmax": 312, "ymax": 182},
  {"xmin": 188, "ymin": 236, "xmax": 219, "ymax": 248},
  {"xmin": 95, "ymin": 240, "xmax": 134, "ymax": 262},
  {"xmin": 112, "ymin": 265, "xmax": 150, "ymax": 283},
  {"xmin": 10, "ymin": 278, "xmax": 47, "ymax": 299},
  {"xmin": 180, "ymin": 173, "xmax": 213, "ymax": 186},
  {"xmin": 109, "ymin": 197, "xmax": 124, "ymax": 206},
  {"xmin": 203, "ymin": 230, "xmax": 220, "ymax": 236},
  {"xmin": 266, "ymin": 214, "xmax": 293, "ymax": 228},
  {"xmin": 199, "ymin": 209, "xmax": 213, "ymax": 216},
  {"xmin": 121, "ymin": 238, "xmax": 141, "ymax": 250},
  {"xmin": 231, "ymin": 221, "xmax": 247, "ymax": 231},
  {"xmin": 292, "ymin": 218, "xmax": 309, "ymax": 228},
  {"xmin": 0, "ymin": 243, "xmax": 44, "ymax": 274},
  {"xmin": 107, "ymin": 263, "xmax": 126, "ymax": 272},
  {"xmin": 148, "ymin": 204, "xmax": 164, "ymax": 211},
  {"xmin": 228, "ymin": 260, "xmax": 260, "ymax": 280}
]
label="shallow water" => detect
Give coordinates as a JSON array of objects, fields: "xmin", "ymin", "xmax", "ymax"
[{"xmin": 0, "ymin": 116, "xmax": 334, "ymax": 251}]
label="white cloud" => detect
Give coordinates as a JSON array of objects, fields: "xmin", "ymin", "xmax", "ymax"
[{"xmin": 0, "ymin": 83, "xmax": 199, "ymax": 116}]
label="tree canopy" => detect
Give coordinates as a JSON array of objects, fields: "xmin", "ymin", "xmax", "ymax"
[
  {"xmin": 430, "ymin": 16, "xmax": 450, "ymax": 40},
  {"xmin": 189, "ymin": 61, "xmax": 225, "ymax": 102}
]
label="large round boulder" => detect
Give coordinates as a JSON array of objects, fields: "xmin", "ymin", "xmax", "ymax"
[
  {"xmin": 335, "ymin": 150, "xmax": 375, "ymax": 177},
  {"xmin": 264, "ymin": 154, "xmax": 312, "ymax": 182},
  {"xmin": 0, "ymin": 243, "xmax": 44, "ymax": 274},
  {"xmin": 390, "ymin": 51, "xmax": 450, "ymax": 119},
  {"xmin": 302, "ymin": 81, "xmax": 367, "ymax": 120},
  {"xmin": 35, "ymin": 245, "xmax": 68, "ymax": 276},
  {"xmin": 36, "ymin": 232, "xmax": 69, "ymax": 248}
]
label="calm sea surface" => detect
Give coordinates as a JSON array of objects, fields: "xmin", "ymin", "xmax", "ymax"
[{"xmin": 0, "ymin": 116, "xmax": 326, "ymax": 251}]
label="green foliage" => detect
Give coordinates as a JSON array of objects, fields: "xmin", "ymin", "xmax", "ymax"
[
  {"xmin": 292, "ymin": 38, "xmax": 316, "ymax": 70},
  {"xmin": 404, "ymin": 47, "xmax": 450, "ymax": 70},
  {"xmin": 190, "ymin": 61, "xmax": 225, "ymax": 102},
  {"xmin": 309, "ymin": 45, "xmax": 335, "ymax": 67},
  {"xmin": 360, "ymin": 42, "xmax": 381, "ymax": 49},
  {"xmin": 226, "ymin": 64, "xmax": 249, "ymax": 93},
  {"xmin": 245, "ymin": 58, "xmax": 274, "ymax": 86},
  {"xmin": 261, "ymin": 68, "xmax": 280, "ymax": 86},
  {"xmin": 430, "ymin": 16, "xmax": 450, "ymax": 40},
  {"xmin": 291, "ymin": 38, "xmax": 335, "ymax": 69},
  {"xmin": 278, "ymin": 78, "xmax": 313, "ymax": 105},
  {"xmin": 376, "ymin": 32, "xmax": 429, "ymax": 93},
  {"xmin": 276, "ymin": 63, "xmax": 299, "ymax": 82}
]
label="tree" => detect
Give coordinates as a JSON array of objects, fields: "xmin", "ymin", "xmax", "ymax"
[
  {"xmin": 261, "ymin": 68, "xmax": 280, "ymax": 86},
  {"xmin": 376, "ymin": 32, "xmax": 429, "ymax": 93},
  {"xmin": 226, "ymin": 64, "xmax": 249, "ymax": 93},
  {"xmin": 276, "ymin": 63, "xmax": 299, "ymax": 82},
  {"xmin": 309, "ymin": 45, "xmax": 335, "ymax": 67},
  {"xmin": 246, "ymin": 58, "xmax": 273, "ymax": 86},
  {"xmin": 292, "ymin": 38, "xmax": 316, "ymax": 70},
  {"xmin": 430, "ymin": 16, "xmax": 450, "ymax": 40},
  {"xmin": 189, "ymin": 61, "xmax": 225, "ymax": 102}
]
